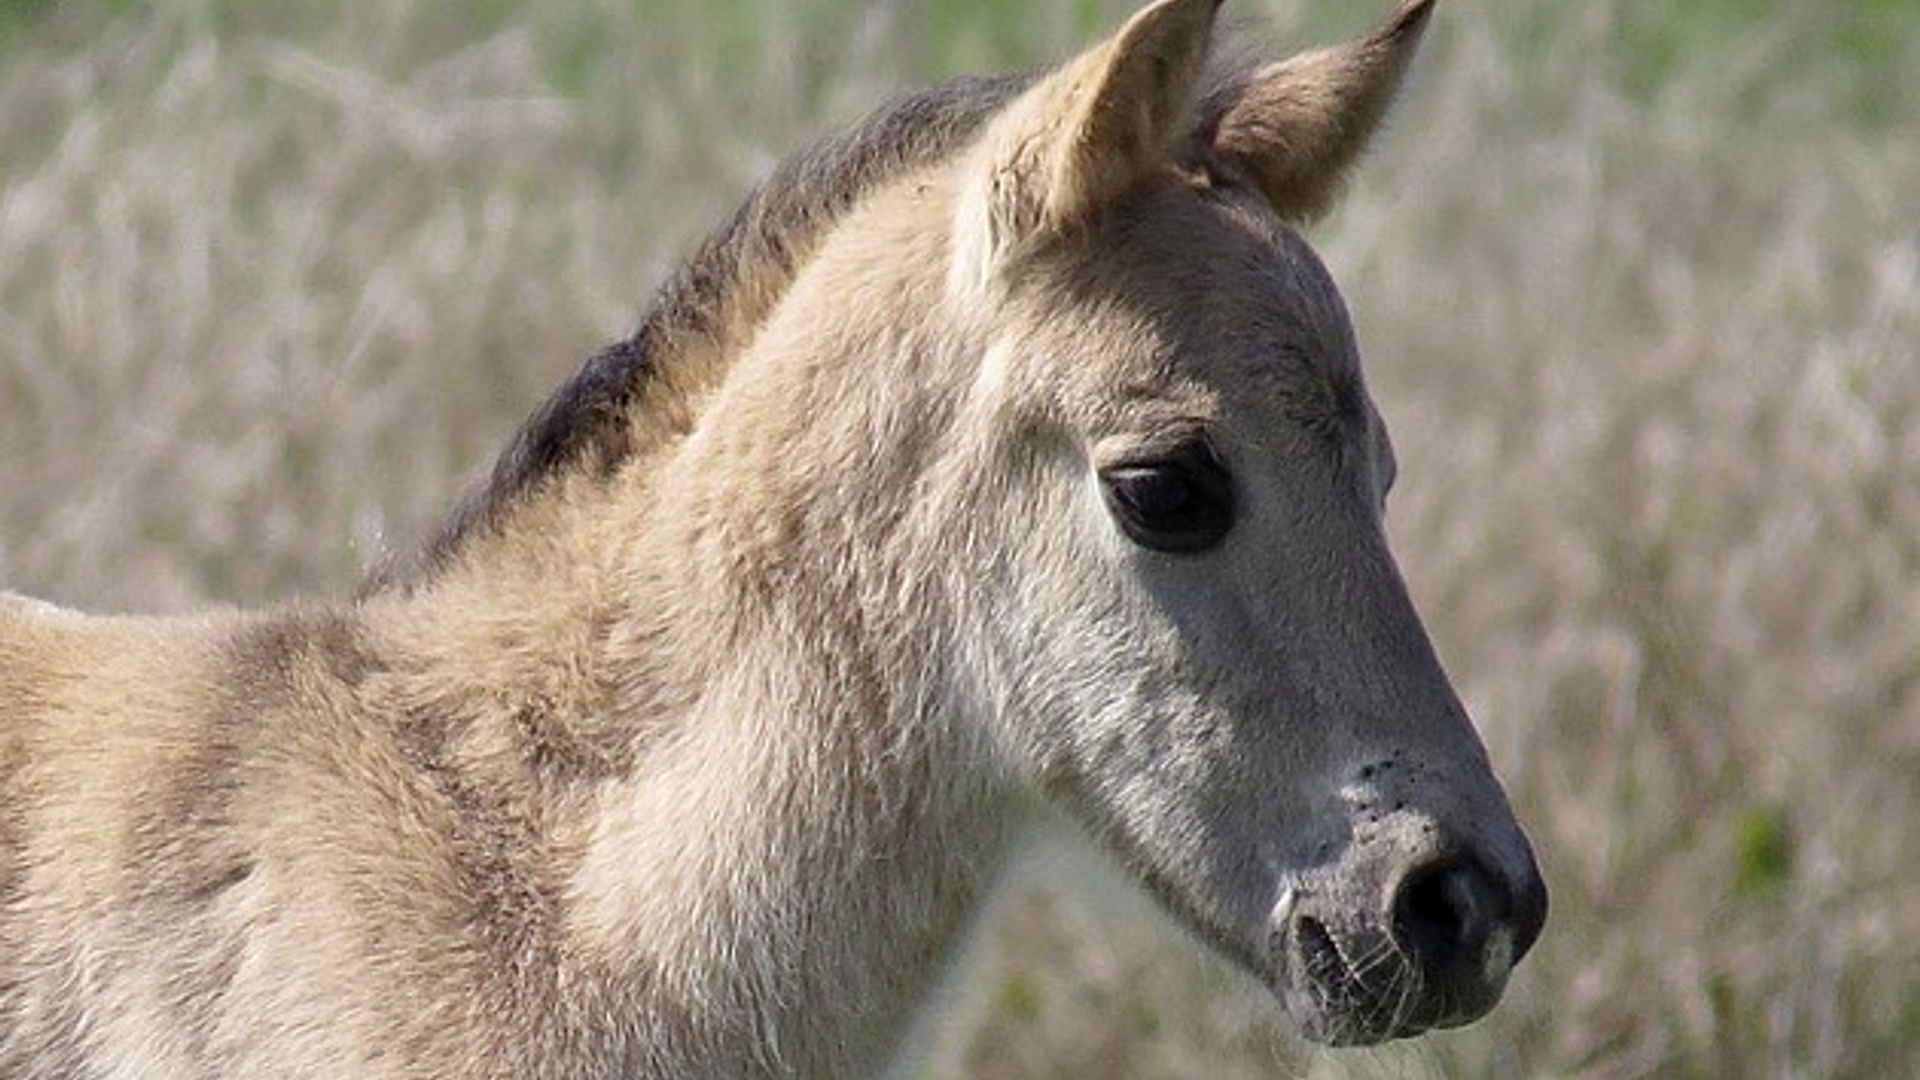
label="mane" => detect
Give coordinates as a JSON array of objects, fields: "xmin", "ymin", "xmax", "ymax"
[
  {"xmin": 360, "ymin": 72, "xmax": 1033, "ymax": 596},
  {"xmin": 358, "ymin": 48, "xmax": 1276, "ymax": 598}
]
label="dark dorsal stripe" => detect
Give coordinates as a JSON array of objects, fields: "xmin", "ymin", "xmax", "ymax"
[{"xmin": 361, "ymin": 72, "xmax": 1033, "ymax": 596}]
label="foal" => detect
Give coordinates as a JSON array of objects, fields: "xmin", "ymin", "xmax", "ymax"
[{"xmin": 0, "ymin": 0, "xmax": 1544, "ymax": 1075}]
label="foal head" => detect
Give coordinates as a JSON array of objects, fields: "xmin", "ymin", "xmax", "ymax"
[{"xmin": 919, "ymin": 0, "xmax": 1544, "ymax": 1044}]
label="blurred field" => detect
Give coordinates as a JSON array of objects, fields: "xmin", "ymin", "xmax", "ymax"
[{"xmin": 3, "ymin": 1, "xmax": 1917, "ymax": 1077}]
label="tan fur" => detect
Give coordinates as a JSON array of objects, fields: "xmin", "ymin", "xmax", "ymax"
[
  {"xmin": 1211, "ymin": 0, "xmax": 1437, "ymax": 222},
  {"xmin": 1, "ymin": 2, "xmax": 1545, "ymax": 1075},
  {"xmin": 969, "ymin": 0, "xmax": 1219, "ymax": 257}
]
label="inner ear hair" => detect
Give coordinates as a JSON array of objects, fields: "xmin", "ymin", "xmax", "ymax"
[{"xmin": 1195, "ymin": 0, "xmax": 1437, "ymax": 223}]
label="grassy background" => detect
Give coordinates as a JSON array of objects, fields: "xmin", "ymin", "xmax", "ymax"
[{"xmin": 3, "ymin": 1, "xmax": 1917, "ymax": 1077}]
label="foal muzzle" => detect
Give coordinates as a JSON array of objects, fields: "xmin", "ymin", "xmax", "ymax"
[{"xmin": 1270, "ymin": 832, "xmax": 1547, "ymax": 1044}]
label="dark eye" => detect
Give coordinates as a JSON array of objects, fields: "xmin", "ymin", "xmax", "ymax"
[{"xmin": 1098, "ymin": 440, "xmax": 1235, "ymax": 554}]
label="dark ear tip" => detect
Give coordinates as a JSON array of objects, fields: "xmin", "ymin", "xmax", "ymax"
[{"xmin": 1379, "ymin": 0, "xmax": 1439, "ymax": 43}]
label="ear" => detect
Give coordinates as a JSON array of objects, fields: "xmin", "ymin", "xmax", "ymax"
[
  {"xmin": 956, "ymin": 0, "xmax": 1222, "ymax": 281},
  {"xmin": 1205, "ymin": 0, "xmax": 1436, "ymax": 223}
]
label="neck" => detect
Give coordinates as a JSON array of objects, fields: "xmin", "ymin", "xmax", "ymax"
[
  {"xmin": 366, "ymin": 513, "xmax": 1015, "ymax": 1077},
  {"xmin": 566, "ymin": 622, "xmax": 1014, "ymax": 1075},
  {"xmin": 359, "ymin": 205, "xmax": 1014, "ymax": 1075}
]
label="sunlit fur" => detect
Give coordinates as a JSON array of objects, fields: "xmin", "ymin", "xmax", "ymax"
[{"xmin": 0, "ymin": 1, "xmax": 1542, "ymax": 1076}]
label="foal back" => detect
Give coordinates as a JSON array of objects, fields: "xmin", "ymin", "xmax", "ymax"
[
  {"xmin": 0, "ymin": 601, "xmax": 537, "ymax": 1078},
  {"xmin": 1, "ymin": 601, "xmax": 243, "ymax": 1071}
]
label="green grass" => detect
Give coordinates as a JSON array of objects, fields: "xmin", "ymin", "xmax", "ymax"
[
  {"xmin": 1612, "ymin": 0, "xmax": 1920, "ymax": 124},
  {"xmin": 4, "ymin": 1, "xmax": 1918, "ymax": 1077}
]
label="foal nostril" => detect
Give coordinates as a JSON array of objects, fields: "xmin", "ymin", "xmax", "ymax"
[
  {"xmin": 1511, "ymin": 859, "xmax": 1549, "ymax": 962},
  {"xmin": 1390, "ymin": 855, "xmax": 1500, "ymax": 976}
]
